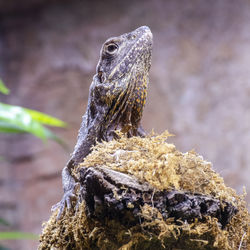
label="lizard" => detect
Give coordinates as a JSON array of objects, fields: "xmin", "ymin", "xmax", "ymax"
[{"xmin": 52, "ymin": 26, "xmax": 153, "ymax": 219}]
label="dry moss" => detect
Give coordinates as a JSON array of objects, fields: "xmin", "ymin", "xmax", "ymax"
[{"xmin": 39, "ymin": 131, "xmax": 249, "ymax": 249}]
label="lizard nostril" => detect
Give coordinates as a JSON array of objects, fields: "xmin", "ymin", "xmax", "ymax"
[{"xmin": 127, "ymin": 34, "xmax": 136, "ymax": 40}]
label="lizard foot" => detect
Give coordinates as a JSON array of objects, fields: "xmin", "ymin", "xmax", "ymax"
[{"xmin": 51, "ymin": 183, "xmax": 80, "ymax": 220}]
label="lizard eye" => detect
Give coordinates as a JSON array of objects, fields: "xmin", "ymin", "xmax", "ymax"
[{"xmin": 106, "ymin": 43, "xmax": 118, "ymax": 54}]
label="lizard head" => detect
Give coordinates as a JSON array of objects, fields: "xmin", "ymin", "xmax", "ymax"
[
  {"xmin": 89, "ymin": 26, "xmax": 153, "ymax": 138},
  {"xmin": 96, "ymin": 26, "xmax": 153, "ymax": 84}
]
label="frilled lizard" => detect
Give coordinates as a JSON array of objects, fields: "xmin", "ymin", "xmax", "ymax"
[{"xmin": 52, "ymin": 26, "xmax": 153, "ymax": 218}]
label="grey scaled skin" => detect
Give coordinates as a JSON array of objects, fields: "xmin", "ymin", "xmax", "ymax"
[{"xmin": 52, "ymin": 26, "xmax": 153, "ymax": 219}]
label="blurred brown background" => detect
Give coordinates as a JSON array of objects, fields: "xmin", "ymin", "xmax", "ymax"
[{"xmin": 0, "ymin": 0, "xmax": 250, "ymax": 249}]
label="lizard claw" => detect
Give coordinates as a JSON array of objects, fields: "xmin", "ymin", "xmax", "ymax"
[
  {"xmin": 51, "ymin": 183, "xmax": 80, "ymax": 220},
  {"xmin": 75, "ymin": 196, "xmax": 81, "ymax": 213}
]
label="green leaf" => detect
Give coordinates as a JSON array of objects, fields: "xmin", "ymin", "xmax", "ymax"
[
  {"xmin": 0, "ymin": 119, "xmax": 67, "ymax": 146},
  {"xmin": 0, "ymin": 232, "xmax": 38, "ymax": 240},
  {"xmin": 24, "ymin": 108, "xmax": 66, "ymax": 127},
  {"xmin": 0, "ymin": 121, "xmax": 26, "ymax": 133},
  {"xmin": 0, "ymin": 103, "xmax": 67, "ymax": 146},
  {"xmin": 1, "ymin": 120, "xmax": 66, "ymax": 144},
  {"xmin": 0, "ymin": 218, "xmax": 9, "ymax": 226},
  {"xmin": 0, "ymin": 103, "xmax": 47, "ymax": 140},
  {"xmin": 0, "ymin": 103, "xmax": 66, "ymax": 128},
  {"xmin": 0, "ymin": 80, "xmax": 9, "ymax": 95}
]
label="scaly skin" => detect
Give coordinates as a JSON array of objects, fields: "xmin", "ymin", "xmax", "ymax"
[{"xmin": 52, "ymin": 26, "xmax": 153, "ymax": 218}]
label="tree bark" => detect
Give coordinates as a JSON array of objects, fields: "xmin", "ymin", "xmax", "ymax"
[{"xmin": 79, "ymin": 166, "xmax": 237, "ymax": 228}]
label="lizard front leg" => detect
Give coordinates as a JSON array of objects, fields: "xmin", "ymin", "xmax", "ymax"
[
  {"xmin": 51, "ymin": 160, "xmax": 79, "ymax": 219},
  {"xmin": 51, "ymin": 124, "xmax": 100, "ymax": 219}
]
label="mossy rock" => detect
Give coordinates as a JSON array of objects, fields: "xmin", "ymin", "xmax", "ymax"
[{"xmin": 39, "ymin": 131, "xmax": 250, "ymax": 250}]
